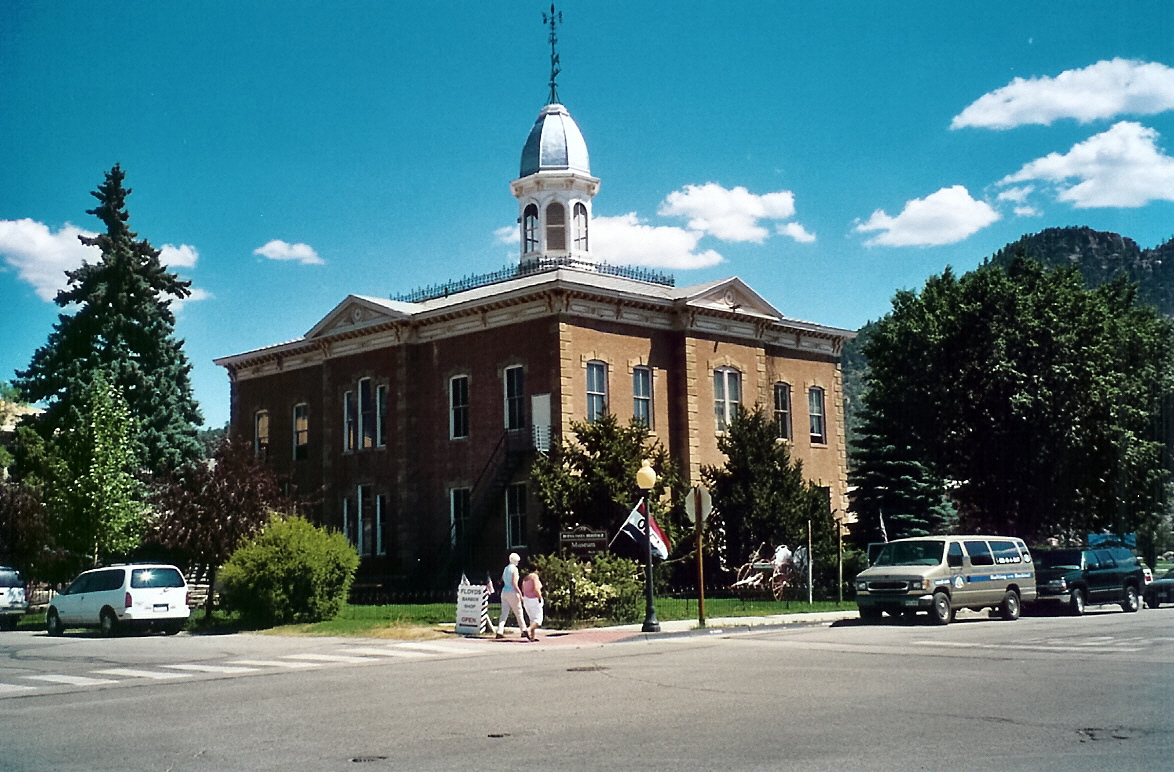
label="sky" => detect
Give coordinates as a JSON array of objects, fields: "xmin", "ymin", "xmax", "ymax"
[{"xmin": 2, "ymin": 1, "xmax": 1173, "ymax": 430}]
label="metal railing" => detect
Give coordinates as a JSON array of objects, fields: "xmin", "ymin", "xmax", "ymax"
[{"xmin": 392, "ymin": 257, "xmax": 675, "ymax": 304}]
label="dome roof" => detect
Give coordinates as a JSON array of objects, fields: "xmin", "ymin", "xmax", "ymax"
[{"xmin": 519, "ymin": 103, "xmax": 590, "ymax": 177}]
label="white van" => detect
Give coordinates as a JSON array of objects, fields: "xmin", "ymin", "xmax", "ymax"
[
  {"xmin": 855, "ymin": 535, "xmax": 1036, "ymax": 625},
  {"xmin": 46, "ymin": 564, "xmax": 190, "ymax": 637}
]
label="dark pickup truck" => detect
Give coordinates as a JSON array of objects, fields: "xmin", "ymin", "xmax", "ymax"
[{"xmin": 1033, "ymin": 547, "xmax": 1145, "ymax": 615}]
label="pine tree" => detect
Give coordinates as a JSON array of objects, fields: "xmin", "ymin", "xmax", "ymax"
[{"xmin": 15, "ymin": 165, "xmax": 202, "ymax": 474}]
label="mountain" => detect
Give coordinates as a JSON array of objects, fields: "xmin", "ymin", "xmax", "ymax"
[
  {"xmin": 988, "ymin": 227, "xmax": 1174, "ymax": 317},
  {"xmin": 841, "ymin": 227, "xmax": 1174, "ymax": 454}
]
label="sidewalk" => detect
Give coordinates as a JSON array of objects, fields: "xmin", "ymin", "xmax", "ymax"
[{"xmin": 479, "ymin": 609, "xmax": 860, "ymax": 647}]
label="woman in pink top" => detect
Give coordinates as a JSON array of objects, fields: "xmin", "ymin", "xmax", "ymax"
[{"xmin": 521, "ymin": 562, "xmax": 543, "ymax": 642}]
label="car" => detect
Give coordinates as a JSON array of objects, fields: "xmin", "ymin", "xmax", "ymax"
[
  {"xmin": 854, "ymin": 535, "xmax": 1036, "ymax": 625},
  {"xmin": 1032, "ymin": 547, "xmax": 1145, "ymax": 615},
  {"xmin": 1144, "ymin": 568, "xmax": 1174, "ymax": 609},
  {"xmin": 0, "ymin": 566, "xmax": 28, "ymax": 631},
  {"xmin": 46, "ymin": 564, "xmax": 190, "ymax": 637}
]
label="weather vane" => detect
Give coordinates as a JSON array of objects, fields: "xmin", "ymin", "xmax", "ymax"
[{"xmin": 543, "ymin": 3, "xmax": 562, "ymax": 104}]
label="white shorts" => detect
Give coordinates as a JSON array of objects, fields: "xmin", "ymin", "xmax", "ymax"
[{"xmin": 522, "ymin": 597, "xmax": 543, "ymax": 626}]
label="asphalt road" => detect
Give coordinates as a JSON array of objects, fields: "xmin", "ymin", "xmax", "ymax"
[{"xmin": 1, "ymin": 606, "xmax": 1171, "ymax": 771}]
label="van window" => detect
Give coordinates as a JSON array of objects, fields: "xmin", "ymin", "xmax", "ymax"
[
  {"xmin": 873, "ymin": 540, "xmax": 944, "ymax": 567},
  {"xmin": 0, "ymin": 570, "xmax": 20, "ymax": 588},
  {"xmin": 964, "ymin": 540, "xmax": 995, "ymax": 566},
  {"xmin": 94, "ymin": 570, "xmax": 124, "ymax": 592},
  {"xmin": 947, "ymin": 541, "xmax": 964, "ymax": 568},
  {"xmin": 990, "ymin": 540, "xmax": 1023, "ymax": 564},
  {"xmin": 131, "ymin": 568, "xmax": 185, "ymax": 589}
]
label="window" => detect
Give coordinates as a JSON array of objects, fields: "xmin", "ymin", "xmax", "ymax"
[
  {"xmin": 450, "ymin": 375, "xmax": 469, "ymax": 439},
  {"xmin": 358, "ymin": 484, "xmax": 374, "ymax": 557},
  {"xmin": 773, "ymin": 383, "xmax": 792, "ymax": 441},
  {"xmin": 633, "ymin": 367, "xmax": 652, "ymax": 428},
  {"xmin": 964, "ymin": 540, "xmax": 994, "ymax": 567},
  {"xmin": 360, "ymin": 378, "xmax": 375, "ymax": 449},
  {"xmin": 713, "ymin": 367, "xmax": 741, "ymax": 432},
  {"xmin": 573, "ymin": 202, "xmax": 588, "ymax": 251},
  {"xmin": 586, "ymin": 360, "xmax": 607, "ymax": 423},
  {"xmin": 504, "ymin": 366, "xmax": 525, "ymax": 431},
  {"xmin": 450, "ymin": 487, "xmax": 471, "ymax": 548},
  {"xmin": 293, "ymin": 404, "xmax": 309, "ymax": 460},
  {"xmin": 342, "ymin": 496, "xmax": 353, "ymax": 544},
  {"xmin": 546, "ymin": 202, "xmax": 566, "ymax": 251},
  {"xmin": 808, "ymin": 386, "xmax": 826, "ymax": 444},
  {"xmin": 506, "ymin": 482, "xmax": 527, "ymax": 549},
  {"xmin": 523, "ymin": 203, "xmax": 539, "ymax": 253},
  {"xmin": 376, "ymin": 385, "xmax": 388, "ymax": 448},
  {"xmin": 344, "ymin": 391, "xmax": 357, "ymax": 451},
  {"xmin": 254, "ymin": 410, "xmax": 270, "ymax": 459},
  {"xmin": 376, "ymin": 494, "xmax": 389, "ymax": 556}
]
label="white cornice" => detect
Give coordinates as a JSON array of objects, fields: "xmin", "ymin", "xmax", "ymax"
[{"xmin": 216, "ymin": 269, "xmax": 854, "ymax": 379}]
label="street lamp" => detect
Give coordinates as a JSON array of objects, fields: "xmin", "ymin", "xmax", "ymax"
[{"xmin": 636, "ymin": 459, "xmax": 660, "ymax": 633}]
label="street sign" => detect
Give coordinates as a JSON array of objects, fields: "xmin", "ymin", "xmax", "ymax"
[{"xmin": 683, "ymin": 485, "xmax": 712, "ymax": 523}]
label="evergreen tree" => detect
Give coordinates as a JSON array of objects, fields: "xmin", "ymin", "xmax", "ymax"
[
  {"xmin": 701, "ymin": 405, "xmax": 837, "ymax": 572},
  {"xmin": 531, "ymin": 413, "xmax": 682, "ymax": 549},
  {"xmin": 15, "ymin": 165, "xmax": 202, "ymax": 475},
  {"xmin": 848, "ymin": 404, "xmax": 956, "ymax": 544}
]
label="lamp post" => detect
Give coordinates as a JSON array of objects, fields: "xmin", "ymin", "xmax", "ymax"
[{"xmin": 636, "ymin": 460, "xmax": 660, "ymax": 633}]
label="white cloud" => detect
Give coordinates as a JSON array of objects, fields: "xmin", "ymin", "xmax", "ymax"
[
  {"xmin": 0, "ymin": 218, "xmax": 98, "ymax": 300},
  {"xmin": 996, "ymin": 186, "xmax": 1033, "ymax": 205},
  {"xmin": 855, "ymin": 185, "xmax": 1000, "ymax": 247},
  {"xmin": 253, "ymin": 239, "xmax": 324, "ymax": 265},
  {"xmin": 658, "ymin": 183, "xmax": 797, "ymax": 243},
  {"xmin": 952, "ymin": 59, "xmax": 1174, "ymax": 130},
  {"xmin": 592, "ymin": 213, "xmax": 724, "ymax": 270},
  {"xmin": 1000, "ymin": 121, "xmax": 1174, "ymax": 208},
  {"xmin": 494, "ymin": 225, "xmax": 519, "ymax": 245},
  {"xmin": 777, "ymin": 222, "xmax": 816, "ymax": 243},
  {"xmin": 159, "ymin": 243, "xmax": 199, "ymax": 269}
]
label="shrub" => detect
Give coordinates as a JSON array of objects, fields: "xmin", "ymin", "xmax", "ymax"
[
  {"xmin": 534, "ymin": 552, "xmax": 643, "ymax": 626},
  {"xmin": 220, "ymin": 515, "xmax": 359, "ymax": 627}
]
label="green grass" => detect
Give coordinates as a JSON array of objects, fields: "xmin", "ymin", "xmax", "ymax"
[{"xmin": 11, "ymin": 598, "xmax": 858, "ymax": 637}]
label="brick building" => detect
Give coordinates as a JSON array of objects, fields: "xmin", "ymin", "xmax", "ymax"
[{"xmin": 215, "ymin": 94, "xmax": 853, "ymax": 588}]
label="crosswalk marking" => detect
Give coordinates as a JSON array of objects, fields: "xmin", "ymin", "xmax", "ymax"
[
  {"xmin": 0, "ymin": 683, "xmax": 37, "ymax": 694},
  {"xmin": 228, "ymin": 659, "xmax": 321, "ymax": 669},
  {"xmin": 24, "ymin": 674, "xmax": 119, "ymax": 686},
  {"xmin": 162, "ymin": 663, "xmax": 261, "ymax": 674},
  {"xmin": 338, "ymin": 647, "xmax": 432, "ymax": 658},
  {"xmin": 93, "ymin": 668, "xmax": 193, "ymax": 680},
  {"xmin": 281, "ymin": 653, "xmax": 373, "ymax": 664},
  {"xmin": 2, "ymin": 640, "xmax": 491, "ymax": 698}
]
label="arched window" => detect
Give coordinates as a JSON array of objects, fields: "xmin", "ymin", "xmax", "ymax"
[
  {"xmin": 522, "ymin": 204, "xmax": 539, "ymax": 253},
  {"xmin": 546, "ymin": 202, "xmax": 566, "ymax": 251},
  {"xmin": 573, "ymin": 202, "xmax": 589, "ymax": 251}
]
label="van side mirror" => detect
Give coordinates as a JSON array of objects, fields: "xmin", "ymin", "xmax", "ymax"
[{"xmin": 948, "ymin": 553, "xmax": 963, "ymax": 568}]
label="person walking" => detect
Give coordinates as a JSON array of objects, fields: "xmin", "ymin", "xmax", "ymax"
[
  {"xmin": 521, "ymin": 561, "xmax": 543, "ymax": 642},
  {"xmin": 495, "ymin": 552, "xmax": 527, "ymax": 639}
]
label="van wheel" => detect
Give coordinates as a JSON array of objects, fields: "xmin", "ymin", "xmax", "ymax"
[
  {"xmin": 1121, "ymin": 585, "xmax": 1140, "ymax": 613},
  {"xmin": 46, "ymin": 609, "xmax": 64, "ymax": 637},
  {"xmin": 859, "ymin": 608, "xmax": 882, "ymax": 624},
  {"xmin": 999, "ymin": 590, "xmax": 1021, "ymax": 621},
  {"xmin": 930, "ymin": 592, "xmax": 951, "ymax": 625},
  {"xmin": 1069, "ymin": 588, "xmax": 1086, "ymax": 616},
  {"xmin": 99, "ymin": 609, "xmax": 119, "ymax": 638},
  {"xmin": 1146, "ymin": 596, "xmax": 1160, "ymax": 609}
]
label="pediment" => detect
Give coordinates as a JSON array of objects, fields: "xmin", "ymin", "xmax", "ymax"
[
  {"xmin": 305, "ymin": 295, "xmax": 416, "ymax": 339},
  {"xmin": 681, "ymin": 278, "xmax": 782, "ymax": 320}
]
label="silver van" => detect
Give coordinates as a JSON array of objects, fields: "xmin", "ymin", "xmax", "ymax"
[{"xmin": 855, "ymin": 535, "xmax": 1036, "ymax": 625}]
